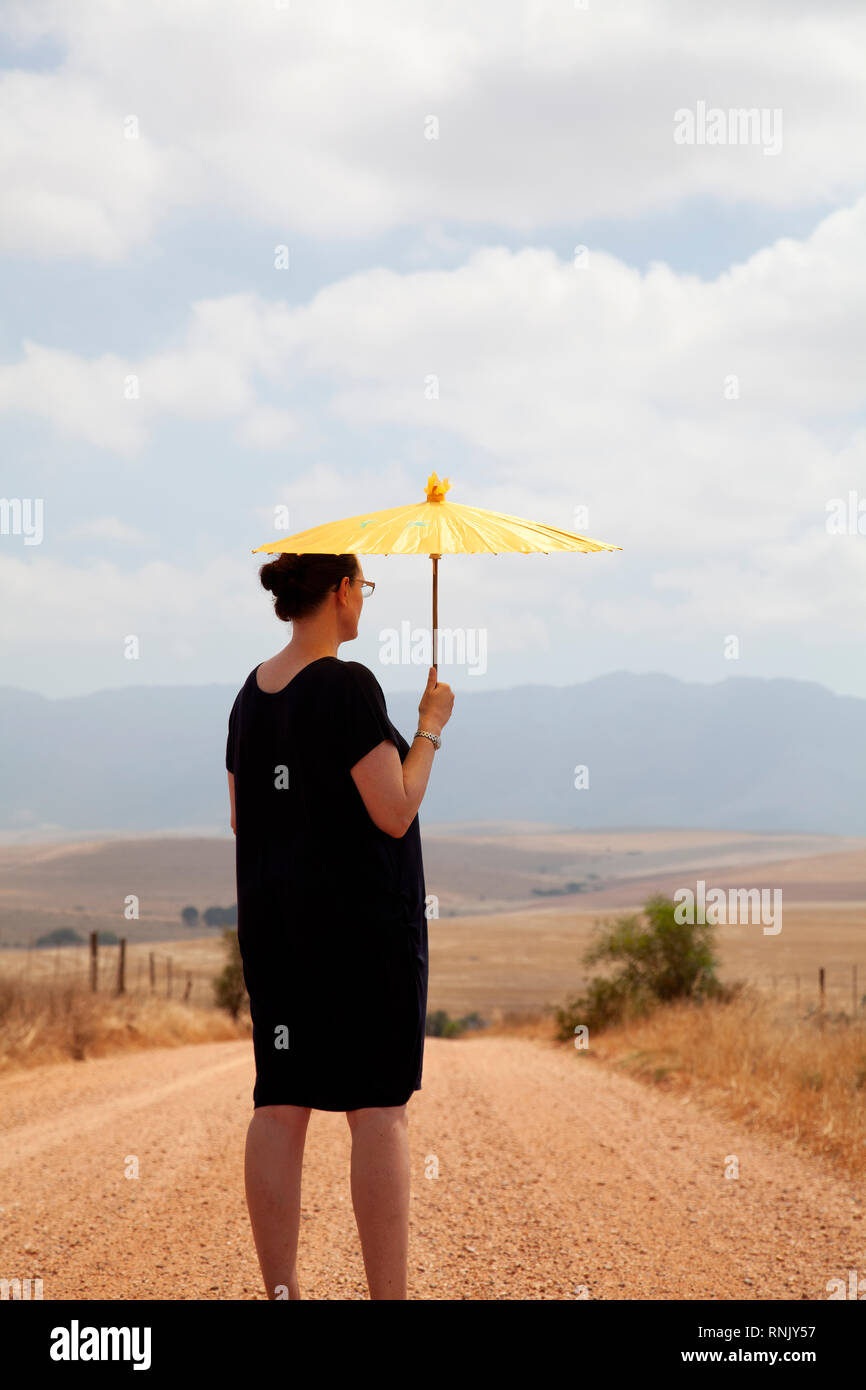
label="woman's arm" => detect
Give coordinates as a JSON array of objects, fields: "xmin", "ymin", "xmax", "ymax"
[
  {"xmin": 348, "ymin": 669, "xmax": 453, "ymax": 834},
  {"xmin": 350, "ymin": 734, "xmax": 439, "ymax": 839},
  {"xmin": 228, "ymin": 771, "xmax": 236, "ymax": 834},
  {"xmin": 350, "ymin": 665, "xmax": 453, "ymax": 838}
]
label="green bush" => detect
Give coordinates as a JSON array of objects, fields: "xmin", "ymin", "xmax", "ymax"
[
  {"xmin": 213, "ymin": 929, "xmax": 246, "ymax": 1019},
  {"xmin": 426, "ymin": 1008, "xmax": 483, "ymax": 1037},
  {"xmin": 34, "ymin": 927, "xmax": 85, "ymax": 948},
  {"xmin": 555, "ymin": 893, "xmax": 732, "ymax": 1039},
  {"xmin": 203, "ymin": 905, "xmax": 238, "ymax": 928}
]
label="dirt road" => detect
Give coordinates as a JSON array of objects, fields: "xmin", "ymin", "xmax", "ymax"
[{"xmin": 1, "ymin": 1035, "xmax": 863, "ymax": 1300}]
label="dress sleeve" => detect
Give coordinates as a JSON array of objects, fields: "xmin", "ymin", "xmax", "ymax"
[
  {"xmin": 338, "ymin": 662, "xmax": 398, "ymax": 772},
  {"xmin": 225, "ymin": 695, "xmax": 238, "ymax": 773}
]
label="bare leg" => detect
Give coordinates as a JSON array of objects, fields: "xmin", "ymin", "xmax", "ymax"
[
  {"xmin": 346, "ymin": 1104, "xmax": 410, "ymax": 1300},
  {"xmin": 244, "ymin": 1104, "xmax": 311, "ymax": 1299}
]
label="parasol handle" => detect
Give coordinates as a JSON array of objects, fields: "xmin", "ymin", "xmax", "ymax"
[{"xmin": 430, "ymin": 553, "xmax": 440, "ymax": 673}]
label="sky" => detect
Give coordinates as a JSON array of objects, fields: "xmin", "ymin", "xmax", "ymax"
[{"xmin": 1, "ymin": 0, "xmax": 864, "ymax": 701}]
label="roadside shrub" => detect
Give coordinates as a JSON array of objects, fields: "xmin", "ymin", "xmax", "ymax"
[
  {"xmin": 203, "ymin": 905, "xmax": 238, "ymax": 928},
  {"xmin": 213, "ymin": 929, "xmax": 246, "ymax": 1019},
  {"xmin": 556, "ymin": 893, "xmax": 735, "ymax": 1038},
  {"xmin": 426, "ymin": 1008, "xmax": 483, "ymax": 1037}
]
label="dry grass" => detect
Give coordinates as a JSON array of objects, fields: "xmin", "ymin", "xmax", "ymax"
[
  {"xmin": 485, "ymin": 989, "xmax": 866, "ymax": 1180},
  {"xmin": 471, "ymin": 1007, "xmax": 561, "ymax": 1042},
  {"xmin": 0, "ymin": 938, "xmax": 232, "ymax": 1012},
  {"xmin": 0, "ymin": 973, "xmax": 250, "ymax": 1074}
]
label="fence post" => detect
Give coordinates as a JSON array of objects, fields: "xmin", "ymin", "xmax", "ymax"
[
  {"xmin": 117, "ymin": 938, "xmax": 126, "ymax": 996},
  {"xmin": 89, "ymin": 931, "xmax": 98, "ymax": 993},
  {"xmin": 183, "ymin": 972, "xmax": 192, "ymax": 1003},
  {"xmin": 818, "ymin": 966, "xmax": 825, "ymax": 1030},
  {"xmin": 149, "ymin": 952, "xmax": 155, "ymax": 993}
]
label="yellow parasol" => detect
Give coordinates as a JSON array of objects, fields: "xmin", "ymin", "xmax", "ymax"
[{"xmin": 252, "ymin": 473, "xmax": 621, "ymax": 666}]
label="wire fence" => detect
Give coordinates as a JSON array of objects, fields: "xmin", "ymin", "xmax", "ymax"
[
  {"xmin": 0, "ymin": 935, "xmax": 225, "ymax": 1009},
  {"xmin": 2, "ymin": 935, "xmax": 865, "ymax": 1024},
  {"xmin": 748, "ymin": 965, "xmax": 866, "ymax": 1023}
]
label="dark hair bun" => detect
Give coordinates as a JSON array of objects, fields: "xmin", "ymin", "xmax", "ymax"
[
  {"xmin": 260, "ymin": 553, "xmax": 299, "ymax": 595},
  {"xmin": 259, "ymin": 552, "xmax": 358, "ymax": 623}
]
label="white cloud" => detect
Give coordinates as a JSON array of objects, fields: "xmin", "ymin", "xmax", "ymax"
[
  {"xmin": 1, "ymin": 0, "xmax": 864, "ymax": 686},
  {"xmin": 68, "ymin": 517, "xmax": 150, "ymax": 545},
  {"xmin": 648, "ymin": 527, "xmax": 866, "ymax": 633},
  {"xmin": 0, "ymin": 304, "xmax": 264, "ymax": 453},
  {"xmin": 1, "ymin": 0, "xmax": 864, "ymax": 257},
  {"xmin": 0, "ymin": 342, "xmax": 145, "ymax": 452},
  {"xmin": 2, "ymin": 197, "xmax": 863, "ymax": 575},
  {"xmin": 0, "ymin": 551, "xmax": 252, "ymax": 643},
  {"xmin": 0, "ymin": 68, "xmax": 172, "ymax": 260},
  {"xmin": 234, "ymin": 406, "xmax": 299, "ymax": 450}
]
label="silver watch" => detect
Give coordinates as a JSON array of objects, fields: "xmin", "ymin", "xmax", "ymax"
[{"xmin": 414, "ymin": 728, "xmax": 441, "ymax": 749}]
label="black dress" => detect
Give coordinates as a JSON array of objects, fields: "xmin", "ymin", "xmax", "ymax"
[{"xmin": 225, "ymin": 656, "xmax": 428, "ymax": 1111}]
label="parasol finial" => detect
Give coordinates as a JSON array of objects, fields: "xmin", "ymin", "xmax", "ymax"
[{"xmin": 424, "ymin": 471, "xmax": 450, "ymax": 503}]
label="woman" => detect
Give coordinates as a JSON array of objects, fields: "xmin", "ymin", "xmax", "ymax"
[{"xmin": 225, "ymin": 551, "xmax": 454, "ymax": 1301}]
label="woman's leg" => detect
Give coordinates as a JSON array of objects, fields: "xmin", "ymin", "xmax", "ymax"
[
  {"xmin": 345, "ymin": 1104, "xmax": 410, "ymax": 1300},
  {"xmin": 244, "ymin": 1104, "xmax": 312, "ymax": 1299}
]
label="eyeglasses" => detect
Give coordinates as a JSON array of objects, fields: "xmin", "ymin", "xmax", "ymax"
[{"xmin": 333, "ymin": 576, "xmax": 375, "ymax": 598}]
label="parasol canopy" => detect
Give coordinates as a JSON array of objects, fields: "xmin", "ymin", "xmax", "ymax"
[{"xmin": 252, "ymin": 473, "xmax": 621, "ymax": 664}]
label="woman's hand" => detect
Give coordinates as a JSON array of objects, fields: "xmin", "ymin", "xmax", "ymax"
[{"xmin": 418, "ymin": 665, "xmax": 454, "ymax": 734}]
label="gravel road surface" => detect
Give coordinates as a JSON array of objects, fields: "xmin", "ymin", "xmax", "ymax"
[{"xmin": 1, "ymin": 1036, "xmax": 863, "ymax": 1300}]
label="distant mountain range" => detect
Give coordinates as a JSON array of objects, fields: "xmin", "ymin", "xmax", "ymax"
[{"xmin": 0, "ymin": 671, "xmax": 863, "ymax": 836}]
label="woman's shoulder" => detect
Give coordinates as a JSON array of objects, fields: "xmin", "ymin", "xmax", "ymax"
[
  {"xmin": 330, "ymin": 660, "xmax": 389, "ymax": 712},
  {"xmin": 339, "ymin": 659, "xmax": 389, "ymax": 699},
  {"xmin": 338, "ymin": 658, "xmax": 380, "ymax": 685}
]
